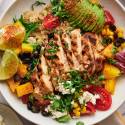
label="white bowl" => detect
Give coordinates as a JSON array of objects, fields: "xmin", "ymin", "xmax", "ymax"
[{"xmin": 0, "ymin": 0, "xmax": 125, "ymax": 125}]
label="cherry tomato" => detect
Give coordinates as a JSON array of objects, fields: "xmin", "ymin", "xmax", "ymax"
[
  {"xmin": 43, "ymin": 14, "xmax": 60, "ymax": 30},
  {"xmin": 86, "ymin": 85, "xmax": 112, "ymax": 111},
  {"xmin": 21, "ymin": 94, "xmax": 29, "ymax": 104},
  {"xmin": 104, "ymin": 10, "xmax": 115, "ymax": 25}
]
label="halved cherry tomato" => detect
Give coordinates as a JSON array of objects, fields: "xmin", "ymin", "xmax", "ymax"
[
  {"xmin": 104, "ymin": 10, "xmax": 115, "ymax": 25},
  {"xmin": 43, "ymin": 14, "xmax": 60, "ymax": 30},
  {"xmin": 85, "ymin": 85, "xmax": 112, "ymax": 111},
  {"xmin": 21, "ymin": 94, "xmax": 29, "ymax": 104}
]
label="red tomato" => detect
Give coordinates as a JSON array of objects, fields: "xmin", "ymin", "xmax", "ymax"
[
  {"xmin": 81, "ymin": 102, "xmax": 96, "ymax": 115},
  {"xmin": 21, "ymin": 94, "xmax": 29, "ymax": 104},
  {"xmin": 43, "ymin": 14, "xmax": 60, "ymax": 30},
  {"xmin": 85, "ymin": 85, "xmax": 112, "ymax": 111},
  {"xmin": 104, "ymin": 10, "xmax": 115, "ymax": 25}
]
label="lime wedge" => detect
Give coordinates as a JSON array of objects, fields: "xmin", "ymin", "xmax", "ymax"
[
  {"xmin": 0, "ymin": 50, "xmax": 19, "ymax": 80},
  {"xmin": 0, "ymin": 21, "xmax": 25, "ymax": 50}
]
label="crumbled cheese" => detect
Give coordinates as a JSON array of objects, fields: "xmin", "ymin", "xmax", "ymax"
[
  {"xmin": 51, "ymin": 111, "xmax": 67, "ymax": 119},
  {"xmin": 0, "ymin": 115, "xmax": 5, "ymax": 125},
  {"xmin": 58, "ymin": 82, "xmax": 71, "ymax": 95},
  {"xmin": 45, "ymin": 105, "xmax": 67, "ymax": 119},
  {"xmin": 57, "ymin": 81, "xmax": 75, "ymax": 95},
  {"xmin": 79, "ymin": 91, "xmax": 100, "ymax": 105}
]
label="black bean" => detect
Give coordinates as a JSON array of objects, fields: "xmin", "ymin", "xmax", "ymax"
[
  {"xmin": 114, "ymin": 33, "xmax": 118, "ymax": 39},
  {"xmin": 27, "ymin": 101, "xmax": 33, "ymax": 110},
  {"xmin": 13, "ymin": 74, "xmax": 21, "ymax": 82},
  {"xmin": 18, "ymin": 53, "xmax": 33, "ymax": 64},
  {"xmin": 114, "ymin": 38, "xmax": 125, "ymax": 47},
  {"xmin": 33, "ymin": 51, "xmax": 40, "ymax": 58},
  {"xmin": 109, "ymin": 24, "xmax": 116, "ymax": 31},
  {"xmin": 41, "ymin": 110, "xmax": 50, "ymax": 116},
  {"xmin": 31, "ymin": 106, "xmax": 40, "ymax": 113}
]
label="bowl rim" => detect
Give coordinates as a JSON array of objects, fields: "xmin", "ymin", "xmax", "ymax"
[{"xmin": 0, "ymin": 0, "xmax": 125, "ymax": 125}]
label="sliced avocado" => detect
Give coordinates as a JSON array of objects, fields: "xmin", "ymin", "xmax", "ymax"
[{"xmin": 69, "ymin": 0, "xmax": 89, "ymax": 28}]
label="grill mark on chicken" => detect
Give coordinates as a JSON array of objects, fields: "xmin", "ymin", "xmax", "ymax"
[
  {"xmin": 62, "ymin": 33, "xmax": 83, "ymax": 71},
  {"xmin": 54, "ymin": 34, "xmax": 70, "ymax": 72}
]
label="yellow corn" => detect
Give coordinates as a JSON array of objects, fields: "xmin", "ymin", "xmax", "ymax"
[
  {"xmin": 81, "ymin": 106, "xmax": 86, "ymax": 113},
  {"xmin": 109, "ymin": 35, "xmax": 114, "ymax": 41},
  {"xmin": 22, "ymin": 43, "xmax": 33, "ymax": 53},
  {"xmin": 109, "ymin": 31, "xmax": 114, "ymax": 36},
  {"xmin": 102, "ymin": 29, "xmax": 107, "ymax": 35},
  {"xmin": 73, "ymin": 109, "xmax": 81, "ymax": 117},
  {"xmin": 118, "ymin": 32, "xmax": 124, "ymax": 38},
  {"xmin": 116, "ymin": 27, "xmax": 124, "ymax": 33},
  {"xmin": 73, "ymin": 102, "xmax": 79, "ymax": 108},
  {"xmin": 75, "ymin": 107, "xmax": 80, "ymax": 111},
  {"xmin": 75, "ymin": 112, "xmax": 81, "ymax": 117},
  {"xmin": 16, "ymin": 82, "xmax": 33, "ymax": 97}
]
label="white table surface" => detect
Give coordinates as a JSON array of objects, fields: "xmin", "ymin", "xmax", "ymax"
[{"xmin": 0, "ymin": 0, "xmax": 125, "ymax": 125}]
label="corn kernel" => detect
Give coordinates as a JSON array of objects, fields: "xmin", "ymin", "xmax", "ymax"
[
  {"xmin": 102, "ymin": 29, "xmax": 107, "ymax": 35},
  {"xmin": 117, "ymin": 27, "xmax": 124, "ymax": 33},
  {"xmin": 73, "ymin": 102, "xmax": 79, "ymax": 108},
  {"xmin": 81, "ymin": 106, "xmax": 86, "ymax": 113},
  {"xmin": 22, "ymin": 43, "xmax": 33, "ymax": 53},
  {"xmin": 118, "ymin": 32, "xmax": 124, "ymax": 38},
  {"xmin": 109, "ymin": 31, "xmax": 114, "ymax": 36},
  {"xmin": 109, "ymin": 35, "xmax": 114, "ymax": 40},
  {"xmin": 75, "ymin": 107, "xmax": 80, "ymax": 111}
]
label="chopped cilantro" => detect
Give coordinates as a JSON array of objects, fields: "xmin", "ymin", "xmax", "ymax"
[{"xmin": 98, "ymin": 74, "xmax": 105, "ymax": 81}]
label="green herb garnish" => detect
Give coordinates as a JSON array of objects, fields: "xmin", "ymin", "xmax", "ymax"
[
  {"xmin": 107, "ymin": 58, "xmax": 117, "ymax": 65},
  {"xmin": 112, "ymin": 45, "xmax": 118, "ymax": 54},
  {"xmin": 51, "ymin": 0, "xmax": 68, "ymax": 20},
  {"xmin": 56, "ymin": 115, "xmax": 71, "ymax": 123},
  {"xmin": 98, "ymin": 74, "xmax": 105, "ymax": 81},
  {"xmin": 76, "ymin": 121, "xmax": 84, "ymax": 125},
  {"xmin": 32, "ymin": 0, "xmax": 46, "ymax": 10},
  {"xmin": 19, "ymin": 15, "xmax": 39, "ymax": 43}
]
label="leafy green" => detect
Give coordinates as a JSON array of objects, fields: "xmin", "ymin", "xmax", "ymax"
[
  {"xmin": 56, "ymin": 115, "xmax": 71, "ymax": 123},
  {"xmin": 50, "ymin": 0, "xmax": 68, "ymax": 20},
  {"xmin": 19, "ymin": 15, "xmax": 39, "ymax": 43},
  {"xmin": 107, "ymin": 58, "xmax": 117, "ymax": 65},
  {"xmin": 24, "ymin": 59, "xmax": 39, "ymax": 80},
  {"xmin": 76, "ymin": 121, "xmax": 84, "ymax": 125},
  {"xmin": 112, "ymin": 45, "xmax": 118, "ymax": 55},
  {"xmin": 32, "ymin": 0, "xmax": 46, "ymax": 10},
  {"xmin": 98, "ymin": 74, "xmax": 105, "ymax": 81},
  {"xmin": 69, "ymin": 70, "xmax": 86, "ymax": 91}
]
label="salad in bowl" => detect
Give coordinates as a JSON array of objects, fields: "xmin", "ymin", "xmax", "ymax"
[{"xmin": 0, "ymin": 0, "xmax": 125, "ymax": 124}]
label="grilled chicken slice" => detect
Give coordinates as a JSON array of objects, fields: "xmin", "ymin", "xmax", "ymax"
[{"xmin": 33, "ymin": 29, "xmax": 105, "ymax": 96}]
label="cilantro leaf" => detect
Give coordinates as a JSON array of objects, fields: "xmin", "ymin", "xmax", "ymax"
[{"xmin": 32, "ymin": 0, "xmax": 46, "ymax": 10}]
